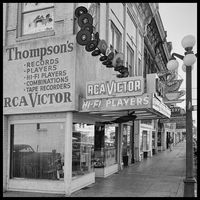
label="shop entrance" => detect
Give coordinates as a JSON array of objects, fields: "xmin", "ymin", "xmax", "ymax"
[{"xmin": 166, "ymin": 132, "xmax": 171, "ymax": 149}]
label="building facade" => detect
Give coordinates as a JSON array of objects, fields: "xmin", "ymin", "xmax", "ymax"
[{"xmin": 3, "ymin": 3, "xmax": 172, "ymax": 195}]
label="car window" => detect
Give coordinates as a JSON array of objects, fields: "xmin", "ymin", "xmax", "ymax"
[{"xmin": 19, "ymin": 146, "xmax": 33, "ymax": 152}]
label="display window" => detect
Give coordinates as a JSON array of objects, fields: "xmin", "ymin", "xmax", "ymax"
[
  {"xmin": 72, "ymin": 123, "xmax": 94, "ymax": 178},
  {"xmin": 140, "ymin": 130, "xmax": 150, "ymax": 151},
  {"xmin": 94, "ymin": 124, "xmax": 117, "ymax": 168},
  {"xmin": 122, "ymin": 125, "xmax": 131, "ymax": 156},
  {"xmin": 10, "ymin": 122, "xmax": 65, "ymax": 180}
]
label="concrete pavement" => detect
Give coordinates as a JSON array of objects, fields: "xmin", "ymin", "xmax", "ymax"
[{"xmin": 3, "ymin": 140, "xmax": 197, "ymax": 197}]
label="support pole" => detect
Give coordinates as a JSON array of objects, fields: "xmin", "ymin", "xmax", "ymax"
[
  {"xmin": 64, "ymin": 112, "xmax": 73, "ymax": 196},
  {"xmin": 183, "ymin": 66, "xmax": 196, "ymax": 197}
]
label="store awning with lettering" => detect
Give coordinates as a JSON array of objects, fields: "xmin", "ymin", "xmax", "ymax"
[{"xmin": 79, "ymin": 77, "xmax": 171, "ymax": 121}]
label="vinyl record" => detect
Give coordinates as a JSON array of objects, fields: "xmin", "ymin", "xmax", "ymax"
[
  {"xmin": 94, "ymin": 32, "xmax": 100, "ymax": 43},
  {"xmin": 119, "ymin": 67, "xmax": 128, "ymax": 73},
  {"xmin": 123, "ymin": 71, "xmax": 129, "ymax": 77},
  {"xmin": 75, "ymin": 6, "xmax": 88, "ymax": 18},
  {"xmin": 102, "ymin": 60, "xmax": 112, "ymax": 66},
  {"xmin": 91, "ymin": 49, "xmax": 101, "ymax": 56},
  {"xmin": 107, "ymin": 52, "xmax": 114, "ymax": 60},
  {"xmin": 98, "ymin": 40, "xmax": 108, "ymax": 55},
  {"xmin": 82, "ymin": 23, "xmax": 93, "ymax": 34},
  {"xmin": 85, "ymin": 40, "xmax": 98, "ymax": 52},
  {"xmin": 76, "ymin": 30, "xmax": 92, "ymax": 46},
  {"xmin": 99, "ymin": 55, "xmax": 108, "ymax": 62},
  {"xmin": 116, "ymin": 74, "xmax": 124, "ymax": 78},
  {"xmin": 112, "ymin": 53, "xmax": 124, "ymax": 67},
  {"xmin": 106, "ymin": 65, "xmax": 114, "ymax": 68},
  {"xmin": 78, "ymin": 13, "xmax": 93, "ymax": 27},
  {"xmin": 105, "ymin": 48, "xmax": 111, "ymax": 56},
  {"xmin": 114, "ymin": 65, "xmax": 124, "ymax": 72}
]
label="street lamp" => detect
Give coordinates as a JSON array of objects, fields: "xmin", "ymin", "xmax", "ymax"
[{"xmin": 167, "ymin": 35, "xmax": 197, "ymax": 197}]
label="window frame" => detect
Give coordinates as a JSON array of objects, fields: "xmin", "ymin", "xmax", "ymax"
[
  {"xmin": 17, "ymin": 3, "xmax": 55, "ymax": 42},
  {"xmin": 126, "ymin": 43, "xmax": 134, "ymax": 77},
  {"xmin": 110, "ymin": 21, "xmax": 122, "ymax": 53}
]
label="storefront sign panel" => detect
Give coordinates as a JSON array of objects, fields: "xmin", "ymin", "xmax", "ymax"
[
  {"xmin": 81, "ymin": 93, "xmax": 151, "ymax": 112},
  {"xmin": 86, "ymin": 76, "xmax": 144, "ymax": 99},
  {"xmin": 159, "ymin": 115, "xmax": 186, "ymax": 123},
  {"xmin": 152, "ymin": 95, "xmax": 171, "ymax": 118},
  {"xmin": 3, "ymin": 35, "xmax": 76, "ymax": 114}
]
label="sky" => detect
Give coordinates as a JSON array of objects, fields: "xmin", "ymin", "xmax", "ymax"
[{"xmin": 158, "ymin": 3, "xmax": 197, "ymax": 126}]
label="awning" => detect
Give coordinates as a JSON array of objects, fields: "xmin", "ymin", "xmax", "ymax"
[{"xmin": 79, "ymin": 93, "xmax": 171, "ymax": 122}]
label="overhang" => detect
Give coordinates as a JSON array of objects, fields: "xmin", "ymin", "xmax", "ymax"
[{"xmin": 80, "ymin": 93, "xmax": 171, "ymax": 122}]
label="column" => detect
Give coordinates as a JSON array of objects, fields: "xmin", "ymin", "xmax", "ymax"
[
  {"xmin": 64, "ymin": 112, "xmax": 73, "ymax": 196},
  {"xmin": 117, "ymin": 123, "xmax": 123, "ymax": 170},
  {"xmin": 3, "ymin": 115, "xmax": 8, "ymax": 192}
]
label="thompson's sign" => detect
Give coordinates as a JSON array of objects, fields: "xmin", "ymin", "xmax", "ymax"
[
  {"xmin": 86, "ymin": 76, "xmax": 144, "ymax": 99},
  {"xmin": 3, "ymin": 35, "xmax": 76, "ymax": 114}
]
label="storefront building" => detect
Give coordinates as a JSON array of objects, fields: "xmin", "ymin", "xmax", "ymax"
[{"xmin": 3, "ymin": 3, "xmax": 171, "ymax": 195}]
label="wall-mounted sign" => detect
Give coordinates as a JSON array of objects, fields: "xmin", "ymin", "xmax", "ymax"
[
  {"xmin": 146, "ymin": 73, "xmax": 165, "ymax": 98},
  {"xmin": 164, "ymin": 90, "xmax": 185, "ymax": 101},
  {"xmin": 159, "ymin": 115, "xmax": 186, "ymax": 124},
  {"xmin": 164, "ymin": 79, "xmax": 183, "ymax": 93},
  {"xmin": 86, "ymin": 76, "xmax": 144, "ymax": 99},
  {"xmin": 152, "ymin": 95, "xmax": 171, "ymax": 118},
  {"xmin": 170, "ymin": 106, "xmax": 185, "ymax": 116},
  {"xmin": 3, "ymin": 35, "xmax": 76, "ymax": 114}
]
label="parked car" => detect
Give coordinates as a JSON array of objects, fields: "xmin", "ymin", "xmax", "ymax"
[{"xmin": 13, "ymin": 144, "xmax": 63, "ymax": 180}]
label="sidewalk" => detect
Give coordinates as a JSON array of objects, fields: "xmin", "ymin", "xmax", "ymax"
[{"xmin": 3, "ymin": 141, "xmax": 197, "ymax": 197}]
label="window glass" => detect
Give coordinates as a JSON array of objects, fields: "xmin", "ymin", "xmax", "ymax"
[
  {"xmin": 72, "ymin": 123, "xmax": 94, "ymax": 178},
  {"xmin": 127, "ymin": 44, "xmax": 134, "ymax": 76},
  {"xmin": 110, "ymin": 22, "xmax": 121, "ymax": 53},
  {"xmin": 94, "ymin": 124, "xmax": 117, "ymax": 168},
  {"xmin": 88, "ymin": 3, "xmax": 98, "ymax": 31},
  {"xmin": 138, "ymin": 58, "xmax": 142, "ymax": 76},
  {"xmin": 11, "ymin": 122, "xmax": 65, "ymax": 180},
  {"xmin": 22, "ymin": 3, "xmax": 54, "ymax": 35},
  {"xmin": 142, "ymin": 130, "xmax": 149, "ymax": 151},
  {"xmin": 23, "ymin": 3, "xmax": 53, "ymax": 12},
  {"xmin": 104, "ymin": 124, "xmax": 117, "ymax": 167}
]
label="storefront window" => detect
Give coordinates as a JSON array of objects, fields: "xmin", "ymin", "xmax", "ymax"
[
  {"xmin": 94, "ymin": 124, "xmax": 117, "ymax": 168},
  {"xmin": 122, "ymin": 125, "xmax": 131, "ymax": 156},
  {"xmin": 140, "ymin": 130, "xmax": 150, "ymax": 151},
  {"xmin": 104, "ymin": 124, "xmax": 117, "ymax": 167},
  {"xmin": 72, "ymin": 123, "xmax": 94, "ymax": 178},
  {"xmin": 10, "ymin": 122, "xmax": 65, "ymax": 180}
]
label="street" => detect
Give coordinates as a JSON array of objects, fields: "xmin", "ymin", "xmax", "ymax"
[{"xmin": 3, "ymin": 140, "xmax": 196, "ymax": 197}]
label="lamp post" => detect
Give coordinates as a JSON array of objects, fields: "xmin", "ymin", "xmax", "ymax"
[{"xmin": 166, "ymin": 35, "xmax": 197, "ymax": 197}]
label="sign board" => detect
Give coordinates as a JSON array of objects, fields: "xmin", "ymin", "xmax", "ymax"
[
  {"xmin": 159, "ymin": 115, "xmax": 186, "ymax": 124},
  {"xmin": 164, "ymin": 79, "xmax": 183, "ymax": 93},
  {"xmin": 146, "ymin": 73, "xmax": 165, "ymax": 98},
  {"xmin": 81, "ymin": 93, "xmax": 151, "ymax": 112},
  {"xmin": 176, "ymin": 123, "xmax": 186, "ymax": 129},
  {"xmin": 3, "ymin": 35, "xmax": 76, "ymax": 114},
  {"xmin": 81, "ymin": 92, "xmax": 171, "ymax": 119},
  {"xmin": 86, "ymin": 76, "xmax": 144, "ymax": 99},
  {"xmin": 164, "ymin": 90, "xmax": 185, "ymax": 101},
  {"xmin": 170, "ymin": 106, "xmax": 185, "ymax": 116},
  {"xmin": 152, "ymin": 96, "xmax": 171, "ymax": 118}
]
